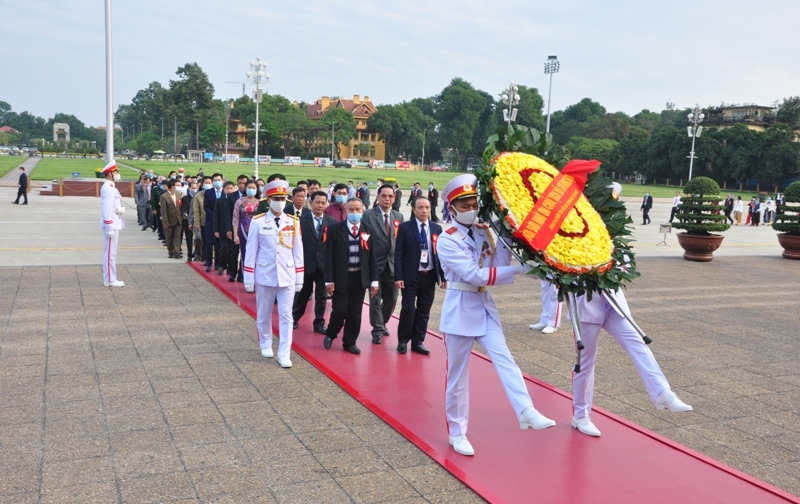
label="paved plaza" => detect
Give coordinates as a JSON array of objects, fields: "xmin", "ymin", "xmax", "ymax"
[{"xmin": 1, "ymin": 186, "xmax": 798, "ymax": 502}]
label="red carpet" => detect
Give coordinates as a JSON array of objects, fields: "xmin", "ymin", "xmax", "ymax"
[{"xmin": 191, "ymin": 263, "xmax": 799, "ymax": 504}]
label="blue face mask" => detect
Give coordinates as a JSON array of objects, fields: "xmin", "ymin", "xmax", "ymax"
[
  {"xmin": 246, "ymin": 188, "xmax": 257, "ymax": 197},
  {"xmin": 429, "ymin": 185, "xmax": 433, "ymax": 190},
  {"xmin": 347, "ymin": 212, "xmax": 363, "ymax": 224},
  {"xmin": 213, "ymin": 180, "xmax": 223, "ymax": 189},
  {"xmin": 335, "ymin": 195, "xmax": 347, "ymax": 205}
]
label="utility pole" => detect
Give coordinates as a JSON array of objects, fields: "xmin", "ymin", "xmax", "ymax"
[
  {"xmin": 103, "ymin": 0, "xmax": 114, "ymax": 163},
  {"xmin": 173, "ymin": 116, "xmax": 177, "ymax": 158},
  {"xmin": 421, "ymin": 129, "xmax": 426, "ymax": 171},
  {"xmin": 331, "ymin": 121, "xmax": 335, "ymax": 160}
]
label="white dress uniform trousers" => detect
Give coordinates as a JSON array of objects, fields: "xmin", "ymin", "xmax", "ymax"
[
  {"xmin": 438, "ymin": 222, "xmax": 533, "ymax": 437},
  {"xmin": 537, "ymin": 279, "xmax": 562, "ymax": 328},
  {"xmin": 100, "ymin": 180, "xmax": 124, "ymax": 284},
  {"xmin": 243, "ymin": 212, "xmax": 304, "ymax": 360},
  {"xmin": 571, "ymin": 290, "xmax": 670, "ymax": 419}
]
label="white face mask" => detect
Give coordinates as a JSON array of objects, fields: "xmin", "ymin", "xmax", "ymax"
[
  {"xmin": 113, "ymin": 173, "xmax": 121, "ymax": 182},
  {"xmin": 270, "ymin": 199, "xmax": 285, "ymax": 214},
  {"xmin": 454, "ymin": 209, "xmax": 478, "ymax": 226}
]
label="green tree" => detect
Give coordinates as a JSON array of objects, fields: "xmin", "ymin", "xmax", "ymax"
[
  {"xmin": 565, "ymin": 137, "xmax": 618, "ymax": 169},
  {"xmin": 435, "ymin": 77, "xmax": 485, "ymax": 165},
  {"xmin": 320, "ymin": 107, "xmax": 357, "ymax": 158},
  {"xmin": 777, "ymin": 96, "xmax": 800, "ymax": 129},
  {"xmin": 0, "ymin": 101, "xmax": 11, "ymax": 125}
]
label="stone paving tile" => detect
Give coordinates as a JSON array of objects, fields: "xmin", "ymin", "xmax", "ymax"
[{"xmin": 2, "ymin": 260, "xmax": 799, "ymax": 502}]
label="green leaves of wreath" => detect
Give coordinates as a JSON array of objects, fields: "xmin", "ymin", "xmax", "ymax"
[{"xmin": 477, "ymin": 124, "xmax": 639, "ymax": 298}]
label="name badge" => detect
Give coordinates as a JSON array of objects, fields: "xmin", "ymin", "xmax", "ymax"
[
  {"xmin": 420, "ymin": 251, "xmax": 429, "ymax": 264},
  {"xmin": 260, "ymin": 226, "xmax": 274, "ymax": 235}
]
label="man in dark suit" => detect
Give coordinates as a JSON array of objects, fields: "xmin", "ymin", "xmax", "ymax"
[
  {"xmin": 293, "ymin": 191, "xmax": 335, "ymax": 333},
  {"xmin": 284, "ymin": 187, "xmax": 307, "ymax": 219},
  {"xmin": 394, "ymin": 197, "xmax": 445, "ymax": 355},
  {"xmin": 12, "ymin": 166, "xmax": 28, "ymax": 205},
  {"xmin": 362, "ymin": 183, "xmax": 404, "ymax": 344},
  {"xmin": 226, "ymin": 181, "xmax": 245, "ymax": 282},
  {"xmin": 392, "ymin": 183, "xmax": 402, "ymax": 212},
  {"xmin": 640, "ymin": 191, "xmax": 653, "ymax": 225},
  {"xmin": 160, "ymin": 179, "xmax": 184, "ymax": 259},
  {"xmin": 150, "ymin": 177, "xmax": 165, "ymax": 240},
  {"xmin": 724, "ymin": 193, "xmax": 734, "ymax": 225},
  {"xmin": 181, "ymin": 181, "xmax": 196, "ymax": 261},
  {"xmin": 427, "ymin": 182, "xmax": 439, "ymax": 222},
  {"xmin": 203, "ymin": 173, "xmax": 224, "ymax": 272},
  {"xmin": 407, "ymin": 182, "xmax": 422, "ymax": 206},
  {"xmin": 323, "ymin": 198, "xmax": 379, "ymax": 354},
  {"xmin": 214, "ymin": 181, "xmax": 236, "ymax": 277}
]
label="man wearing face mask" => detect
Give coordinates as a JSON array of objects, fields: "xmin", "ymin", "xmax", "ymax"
[
  {"xmin": 192, "ymin": 176, "xmax": 211, "ymax": 263},
  {"xmin": 323, "ymin": 198, "xmax": 379, "ymax": 354},
  {"xmin": 324, "ymin": 183, "xmax": 349, "ymax": 222},
  {"xmin": 437, "ymin": 174, "xmax": 556, "ymax": 457},
  {"xmin": 99, "ymin": 161, "xmax": 125, "ymax": 287},
  {"xmin": 427, "ymin": 182, "xmax": 439, "ymax": 223},
  {"xmin": 203, "ymin": 173, "xmax": 225, "ymax": 272},
  {"xmin": 243, "ymin": 180, "xmax": 304, "ymax": 368},
  {"xmin": 182, "ymin": 181, "xmax": 197, "ymax": 261},
  {"xmin": 150, "ymin": 176, "xmax": 166, "ymax": 242}
]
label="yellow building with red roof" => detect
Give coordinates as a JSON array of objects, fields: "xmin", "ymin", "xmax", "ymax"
[{"xmin": 306, "ymin": 94, "xmax": 386, "ymax": 161}]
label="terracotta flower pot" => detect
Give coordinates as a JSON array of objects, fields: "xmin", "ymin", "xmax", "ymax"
[
  {"xmin": 777, "ymin": 234, "xmax": 800, "ymax": 260},
  {"xmin": 676, "ymin": 233, "xmax": 725, "ymax": 262}
]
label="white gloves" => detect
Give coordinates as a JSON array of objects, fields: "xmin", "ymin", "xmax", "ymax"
[
  {"xmin": 295, "ymin": 284, "xmax": 303, "ymax": 293},
  {"xmin": 512, "ymin": 264, "xmax": 532, "ymax": 276},
  {"xmin": 115, "ymin": 206, "xmax": 126, "ymax": 216},
  {"xmin": 244, "ymin": 284, "xmax": 255, "ymax": 293},
  {"xmin": 104, "ymin": 230, "xmax": 117, "ymax": 239}
]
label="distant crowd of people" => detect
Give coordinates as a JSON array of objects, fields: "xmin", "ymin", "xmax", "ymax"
[{"xmin": 664, "ymin": 191, "xmax": 784, "ymax": 227}]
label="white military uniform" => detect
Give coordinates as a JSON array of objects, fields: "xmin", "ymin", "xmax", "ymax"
[
  {"xmin": 438, "ymin": 221, "xmax": 534, "ymax": 437},
  {"xmin": 536, "ymin": 279, "xmax": 562, "ymax": 328},
  {"xmin": 570, "ymin": 289, "xmax": 670, "ymax": 419},
  {"xmin": 100, "ymin": 179, "xmax": 124, "ymax": 284},
  {"xmin": 243, "ymin": 211, "xmax": 304, "ymax": 360}
]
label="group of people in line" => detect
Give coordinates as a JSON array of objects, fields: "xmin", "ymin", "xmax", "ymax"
[
  {"xmin": 663, "ymin": 191, "xmax": 784, "ymax": 227},
  {"xmin": 107, "ymin": 164, "xmax": 694, "ymax": 456}
]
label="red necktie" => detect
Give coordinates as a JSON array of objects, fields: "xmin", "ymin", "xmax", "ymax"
[{"xmin": 352, "ymin": 225, "xmax": 358, "ymax": 237}]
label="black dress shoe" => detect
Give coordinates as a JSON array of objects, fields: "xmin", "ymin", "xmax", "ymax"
[
  {"xmin": 323, "ymin": 336, "xmax": 333, "ymax": 349},
  {"xmin": 314, "ymin": 326, "xmax": 327, "ymax": 335},
  {"xmin": 383, "ymin": 329, "xmax": 391, "ymax": 336},
  {"xmin": 174, "ymin": 254, "xmax": 183, "ymax": 259},
  {"xmin": 397, "ymin": 342, "xmax": 407, "ymax": 354},
  {"xmin": 228, "ymin": 276, "xmax": 235, "ymax": 282},
  {"xmin": 168, "ymin": 254, "xmax": 174, "ymax": 259},
  {"xmin": 293, "ymin": 322, "xmax": 298, "ymax": 329},
  {"xmin": 372, "ymin": 334, "xmax": 382, "ymax": 345},
  {"xmin": 205, "ymin": 264, "xmax": 212, "ymax": 272},
  {"xmin": 411, "ymin": 344, "xmax": 431, "ymax": 355},
  {"xmin": 343, "ymin": 345, "xmax": 361, "ymax": 355}
]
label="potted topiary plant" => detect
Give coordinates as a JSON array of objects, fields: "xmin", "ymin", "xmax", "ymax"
[
  {"xmin": 672, "ymin": 176, "xmax": 730, "ymax": 261},
  {"xmin": 773, "ymin": 181, "xmax": 800, "ymax": 259}
]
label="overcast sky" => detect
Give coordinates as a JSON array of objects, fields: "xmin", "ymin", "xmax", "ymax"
[{"xmin": 3, "ymin": 0, "xmax": 799, "ymax": 127}]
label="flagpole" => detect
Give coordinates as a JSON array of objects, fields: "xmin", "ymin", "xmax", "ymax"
[{"xmin": 104, "ymin": 0, "xmax": 114, "ymax": 164}]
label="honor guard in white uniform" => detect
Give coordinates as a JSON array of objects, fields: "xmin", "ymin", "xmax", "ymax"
[
  {"xmin": 243, "ymin": 180, "xmax": 304, "ymax": 368},
  {"xmin": 529, "ymin": 279, "xmax": 562, "ymax": 334},
  {"xmin": 437, "ymin": 174, "xmax": 555, "ymax": 457},
  {"xmin": 99, "ymin": 161, "xmax": 125, "ymax": 287},
  {"xmin": 569, "ymin": 183, "xmax": 691, "ymax": 438}
]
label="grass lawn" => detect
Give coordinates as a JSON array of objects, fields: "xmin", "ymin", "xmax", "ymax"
[
  {"xmin": 30, "ymin": 158, "xmax": 109, "ymax": 180},
  {"xmin": 122, "ymin": 160, "xmax": 458, "ymax": 190},
  {"xmin": 28, "ymin": 157, "xmax": 761, "ymax": 201},
  {"xmin": 0, "ymin": 156, "xmax": 26, "ymax": 178}
]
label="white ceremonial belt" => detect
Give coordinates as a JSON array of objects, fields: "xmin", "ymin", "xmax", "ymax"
[{"xmin": 448, "ymin": 282, "xmax": 486, "ymax": 293}]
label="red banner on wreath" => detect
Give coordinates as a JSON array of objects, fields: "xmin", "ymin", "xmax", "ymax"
[{"xmin": 512, "ymin": 160, "xmax": 601, "ymax": 252}]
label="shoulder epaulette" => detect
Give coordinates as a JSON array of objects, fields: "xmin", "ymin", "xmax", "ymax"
[
  {"xmin": 259, "ymin": 197, "xmax": 269, "ymax": 202},
  {"xmin": 253, "ymin": 212, "xmax": 266, "ymax": 219},
  {"xmin": 287, "ymin": 213, "xmax": 299, "ymax": 220},
  {"xmin": 445, "ymin": 227, "xmax": 457, "ymax": 235}
]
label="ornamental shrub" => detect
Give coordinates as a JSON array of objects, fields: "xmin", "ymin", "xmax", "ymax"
[
  {"xmin": 672, "ymin": 176, "xmax": 730, "ymax": 235},
  {"xmin": 773, "ymin": 181, "xmax": 800, "ymax": 236}
]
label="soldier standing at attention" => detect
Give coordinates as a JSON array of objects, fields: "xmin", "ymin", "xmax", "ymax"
[
  {"xmin": 243, "ymin": 180, "xmax": 304, "ymax": 369},
  {"xmin": 437, "ymin": 174, "xmax": 555, "ymax": 457},
  {"xmin": 99, "ymin": 161, "xmax": 125, "ymax": 287}
]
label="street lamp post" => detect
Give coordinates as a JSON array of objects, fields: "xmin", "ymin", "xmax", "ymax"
[
  {"xmin": 421, "ymin": 129, "xmax": 426, "ymax": 171},
  {"xmin": 330, "ymin": 121, "xmax": 335, "ymax": 160},
  {"xmin": 501, "ymin": 83, "xmax": 520, "ymax": 126},
  {"xmin": 687, "ymin": 105, "xmax": 705, "ymax": 181},
  {"xmin": 103, "ymin": 0, "xmax": 114, "ymax": 164},
  {"xmin": 246, "ymin": 56, "xmax": 270, "ymax": 180},
  {"xmin": 544, "ymin": 55, "xmax": 560, "ymax": 135}
]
